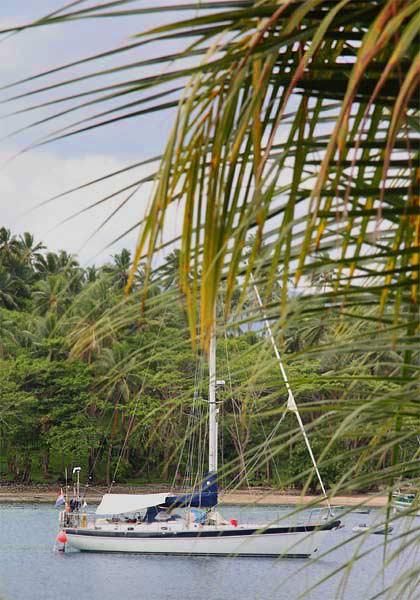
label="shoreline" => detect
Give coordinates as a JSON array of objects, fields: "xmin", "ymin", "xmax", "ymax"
[{"xmin": 0, "ymin": 485, "xmax": 388, "ymax": 507}]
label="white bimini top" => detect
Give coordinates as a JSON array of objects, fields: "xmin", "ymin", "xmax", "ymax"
[{"xmin": 95, "ymin": 493, "xmax": 168, "ymax": 515}]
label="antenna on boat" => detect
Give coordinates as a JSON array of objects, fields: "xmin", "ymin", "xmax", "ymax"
[
  {"xmin": 250, "ymin": 273, "xmax": 333, "ymax": 515},
  {"xmin": 72, "ymin": 467, "xmax": 81, "ymax": 502}
]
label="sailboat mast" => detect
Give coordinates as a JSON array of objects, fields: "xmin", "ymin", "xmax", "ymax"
[{"xmin": 208, "ymin": 317, "xmax": 218, "ymax": 473}]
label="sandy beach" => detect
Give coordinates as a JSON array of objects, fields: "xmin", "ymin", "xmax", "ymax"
[{"xmin": 0, "ymin": 484, "xmax": 388, "ymax": 507}]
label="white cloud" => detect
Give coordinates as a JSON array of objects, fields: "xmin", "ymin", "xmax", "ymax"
[
  {"xmin": 0, "ymin": 147, "xmax": 164, "ymax": 265},
  {"xmin": 0, "ymin": 4, "xmax": 206, "ymax": 269}
]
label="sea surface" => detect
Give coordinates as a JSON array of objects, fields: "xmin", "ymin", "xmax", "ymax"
[{"xmin": 0, "ymin": 503, "xmax": 418, "ymax": 600}]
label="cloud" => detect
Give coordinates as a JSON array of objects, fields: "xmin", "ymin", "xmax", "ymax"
[
  {"xmin": 0, "ymin": 8, "xmax": 188, "ymax": 266},
  {"xmin": 0, "ymin": 4, "xmax": 208, "ymax": 269},
  {"xmin": 0, "ymin": 147, "xmax": 163, "ymax": 265},
  {"xmin": 0, "ymin": 8, "xmax": 185, "ymax": 166}
]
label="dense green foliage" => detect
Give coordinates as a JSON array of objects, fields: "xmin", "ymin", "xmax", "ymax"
[{"xmin": 0, "ymin": 227, "xmax": 413, "ymax": 493}]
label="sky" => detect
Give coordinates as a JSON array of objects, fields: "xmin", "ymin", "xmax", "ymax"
[
  {"xmin": 0, "ymin": 2, "xmax": 317, "ymax": 274},
  {"xmin": 0, "ymin": 1, "xmax": 195, "ymax": 265}
]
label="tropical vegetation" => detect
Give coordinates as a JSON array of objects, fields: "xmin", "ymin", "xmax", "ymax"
[{"xmin": 0, "ymin": 227, "xmax": 414, "ymax": 497}]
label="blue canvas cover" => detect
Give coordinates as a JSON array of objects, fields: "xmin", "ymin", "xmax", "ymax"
[{"xmin": 163, "ymin": 472, "xmax": 218, "ymax": 509}]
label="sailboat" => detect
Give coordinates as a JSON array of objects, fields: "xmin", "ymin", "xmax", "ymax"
[{"xmin": 59, "ymin": 290, "xmax": 341, "ymax": 557}]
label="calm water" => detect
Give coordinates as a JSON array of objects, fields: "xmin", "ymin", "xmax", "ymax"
[{"xmin": 0, "ymin": 503, "xmax": 418, "ymax": 600}]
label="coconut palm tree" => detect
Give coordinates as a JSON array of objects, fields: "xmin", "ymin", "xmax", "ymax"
[
  {"xmin": 0, "ymin": 268, "xmax": 19, "ymax": 310},
  {"xmin": 158, "ymin": 249, "xmax": 183, "ymax": 291},
  {"xmin": 35, "ymin": 250, "xmax": 78, "ymax": 275},
  {"xmin": 103, "ymin": 248, "xmax": 132, "ymax": 290},
  {"xmin": 0, "ymin": 228, "xmax": 20, "ymax": 260},
  {"xmin": 96, "ymin": 342, "xmax": 140, "ymax": 485},
  {"xmin": 66, "ymin": 276, "xmax": 117, "ymax": 362},
  {"xmin": 85, "ymin": 266, "xmax": 98, "ymax": 284},
  {"xmin": 34, "ymin": 252, "xmax": 61, "ymax": 277},
  {"xmin": 17, "ymin": 232, "xmax": 45, "ymax": 269},
  {"xmin": 33, "ymin": 275, "xmax": 70, "ymax": 316}
]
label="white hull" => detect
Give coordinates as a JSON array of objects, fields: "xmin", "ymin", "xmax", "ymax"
[
  {"xmin": 392, "ymin": 500, "xmax": 420, "ymax": 516},
  {"xmin": 65, "ymin": 522, "xmax": 338, "ymax": 557}
]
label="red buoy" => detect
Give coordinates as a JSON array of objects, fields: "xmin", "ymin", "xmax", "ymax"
[
  {"xmin": 57, "ymin": 531, "xmax": 67, "ymax": 544},
  {"xmin": 230, "ymin": 518, "xmax": 238, "ymax": 527}
]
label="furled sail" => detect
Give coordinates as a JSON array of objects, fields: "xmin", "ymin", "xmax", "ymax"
[{"xmin": 163, "ymin": 472, "xmax": 218, "ymax": 509}]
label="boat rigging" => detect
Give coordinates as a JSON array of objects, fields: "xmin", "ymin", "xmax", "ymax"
[{"xmin": 56, "ymin": 277, "xmax": 341, "ymax": 556}]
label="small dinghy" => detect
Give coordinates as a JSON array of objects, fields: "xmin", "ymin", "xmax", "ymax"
[{"xmin": 352, "ymin": 524, "xmax": 393, "ymax": 535}]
